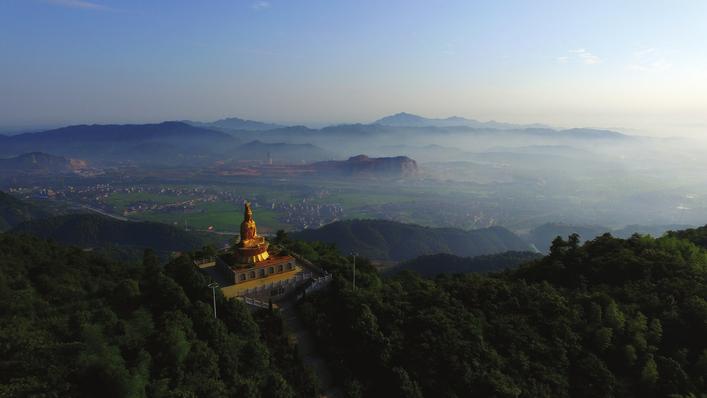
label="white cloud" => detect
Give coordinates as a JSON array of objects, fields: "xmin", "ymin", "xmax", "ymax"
[
  {"xmin": 558, "ymin": 49, "xmax": 602, "ymax": 65},
  {"xmin": 626, "ymin": 48, "xmax": 672, "ymax": 72},
  {"xmin": 251, "ymin": 1, "xmax": 271, "ymax": 10},
  {"xmin": 46, "ymin": 0, "xmax": 112, "ymax": 11},
  {"xmin": 570, "ymin": 48, "xmax": 602, "ymax": 64}
]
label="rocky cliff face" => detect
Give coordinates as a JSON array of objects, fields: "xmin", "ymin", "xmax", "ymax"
[{"xmin": 312, "ymin": 155, "xmax": 418, "ymax": 178}]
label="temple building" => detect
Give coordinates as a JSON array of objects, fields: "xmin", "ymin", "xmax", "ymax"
[{"xmin": 217, "ymin": 202, "xmax": 297, "ymax": 284}]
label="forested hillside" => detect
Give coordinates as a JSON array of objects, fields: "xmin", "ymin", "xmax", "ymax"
[
  {"xmin": 11, "ymin": 213, "xmax": 203, "ymax": 253},
  {"xmin": 287, "ymin": 232, "xmax": 707, "ymax": 397},
  {"xmin": 292, "ymin": 219, "xmax": 530, "ymax": 261},
  {"xmin": 0, "ymin": 191, "xmax": 48, "ymax": 231},
  {"xmin": 387, "ymin": 251, "xmax": 542, "ymax": 276},
  {"xmin": 0, "ymin": 233, "xmax": 316, "ymax": 397}
]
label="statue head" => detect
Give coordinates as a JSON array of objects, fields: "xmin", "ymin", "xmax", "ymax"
[{"xmin": 244, "ymin": 202, "xmax": 253, "ymax": 221}]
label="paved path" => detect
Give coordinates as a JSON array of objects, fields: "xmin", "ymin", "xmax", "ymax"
[{"xmin": 280, "ymin": 302, "xmax": 342, "ymax": 398}]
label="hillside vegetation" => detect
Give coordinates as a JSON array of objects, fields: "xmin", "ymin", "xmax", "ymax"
[
  {"xmin": 387, "ymin": 251, "xmax": 543, "ymax": 276},
  {"xmin": 292, "ymin": 219, "xmax": 530, "ymax": 261},
  {"xmin": 10, "ymin": 214, "xmax": 203, "ymax": 254},
  {"xmin": 0, "ymin": 233, "xmax": 316, "ymax": 397},
  {"xmin": 0, "ymin": 191, "xmax": 48, "ymax": 232},
  {"xmin": 284, "ymin": 231, "xmax": 707, "ymax": 397}
]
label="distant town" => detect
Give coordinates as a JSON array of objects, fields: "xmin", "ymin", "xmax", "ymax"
[{"xmin": 7, "ymin": 182, "xmax": 345, "ymax": 232}]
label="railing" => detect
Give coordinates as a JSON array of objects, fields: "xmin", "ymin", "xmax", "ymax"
[
  {"xmin": 240, "ymin": 296, "xmax": 270, "ymax": 309},
  {"xmin": 239, "ymin": 272, "xmax": 314, "ymax": 296},
  {"xmin": 193, "ymin": 257, "xmax": 216, "ymax": 266},
  {"xmin": 297, "ymin": 273, "xmax": 333, "ymax": 300},
  {"xmin": 290, "ymin": 252, "xmax": 327, "ymax": 275},
  {"xmin": 305, "ymin": 274, "xmax": 333, "ymax": 294}
]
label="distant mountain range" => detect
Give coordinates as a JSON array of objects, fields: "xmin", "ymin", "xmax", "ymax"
[
  {"xmin": 0, "ymin": 114, "xmax": 631, "ymax": 168},
  {"xmin": 292, "ymin": 219, "xmax": 532, "ymax": 261},
  {"xmin": 185, "ymin": 112, "xmax": 628, "ymax": 141},
  {"xmin": 374, "ymin": 112, "xmax": 550, "ymax": 130},
  {"xmin": 243, "ymin": 122, "xmax": 628, "ymax": 144},
  {"xmin": 0, "ymin": 121, "xmax": 238, "ymax": 164},
  {"xmin": 184, "ymin": 116, "xmax": 284, "ymax": 132}
]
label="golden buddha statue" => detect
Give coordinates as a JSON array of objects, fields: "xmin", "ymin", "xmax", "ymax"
[
  {"xmin": 239, "ymin": 202, "xmax": 261, "ymax": 246},
  {"xmin": 234, "ymin": 202, "xmax": 269, "ymax": 264}
]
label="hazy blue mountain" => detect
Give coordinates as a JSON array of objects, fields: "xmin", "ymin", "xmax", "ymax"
[
  {"xmin": 232, "ymin": 140, "xmax": 332, "ymax": 162},
  {"xmin": 524, "ymin": 127, "xmax": 627, "ymax": 140},
  {"xmin": 251, "ymin": 121, "xmax": 628, "ymax": 143},
  {"xmin": 185, "ymin": 116, "xmax": 284, "ymax": 132},
  {"xmin": 374, "ymin": 112, "xmax": 549, "ymax": 129},
  {"xmin": 387, "ymin": 251, "xmax": 543, "ymax": 276},
  {"xmin": 0, "ymin": 191, "xmax": 49, "ymax": 231},
  {"xmin": 292, "ymin": 219, "xmax": 531, "ymax": 261},
  {"xmin": 0, "ymin": 122, "xmax": 239, "ymax": 164}
]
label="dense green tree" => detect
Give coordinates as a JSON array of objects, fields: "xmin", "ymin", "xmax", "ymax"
[
  {"xmin": 288, "ymin": 231, "xmax": 707, "ymax": 397},
  {"xmin": 0, "ymin": 233, "xmax": 316, "ymax": 397}
]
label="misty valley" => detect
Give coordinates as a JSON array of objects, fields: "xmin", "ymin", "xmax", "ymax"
[{"xmin": 1, "ymin": 113, "xmax": 704, "ymax": 246}]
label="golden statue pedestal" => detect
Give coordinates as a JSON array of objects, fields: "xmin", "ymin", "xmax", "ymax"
[{"xmin": 235, "ymin": 237, "xmax": 270, "ymax": 264}]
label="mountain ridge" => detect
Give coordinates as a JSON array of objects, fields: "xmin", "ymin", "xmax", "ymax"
[
  {"xmin": 292, "ymin": 219, "xmax": 531, "ymax": 261},
  {"xmin": 374, "ymin": 111, "xmax": 550, "ymax": 130},
  {"xmin": 0, "ymin": 121, "xmax": 238, "ymax": 164},
  {"xmin": 185, "ymin": 116, "xmax": 284, "ymax": 132}
]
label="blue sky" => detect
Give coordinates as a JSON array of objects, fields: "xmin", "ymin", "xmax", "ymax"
[{"xmin": 1, "ymin": 0, "xmax": 706, "ymax": 135}]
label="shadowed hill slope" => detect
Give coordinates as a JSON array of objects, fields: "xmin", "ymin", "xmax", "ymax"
[
  {"xmin": 292, "ymin": 219, "xmax": 531, "ymax": 261},
  {"xmin": 10, "ymin": 213, "xmax": 203, "ymax": 253},
  {"xmin": 387, "ymin": 251, "xmax": 543, "ymax": 276},
  {"xmin": 0, "ymin": 191, "xmax": 49, "ymax": 231}
]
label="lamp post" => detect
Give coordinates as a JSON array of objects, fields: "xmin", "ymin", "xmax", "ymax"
[
  {"xmin": 350, "ymin": 251, "xmax": 358, "ymax": 291},
  {"xmin": 208, "ymin": 282, "xmax": 219, "ymax": 318}
]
